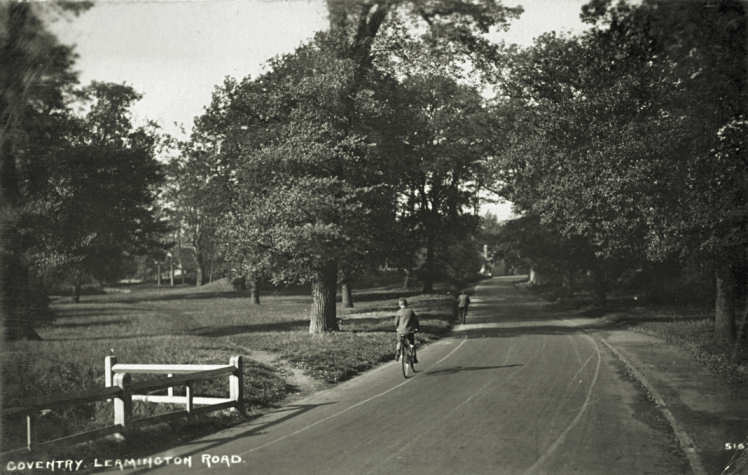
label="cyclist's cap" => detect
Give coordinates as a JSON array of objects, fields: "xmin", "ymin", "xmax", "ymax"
[{"xmin": 398, "ymin": 298, "xmax": 408, "ymax": 306}]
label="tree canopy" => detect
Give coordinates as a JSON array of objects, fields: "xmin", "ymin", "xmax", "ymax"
[
  {"xmin": 2, "ymin": 3, "xmax": 168, "ymax": 338},
  {"xmin": 172, "ymin": 1, "xmax": 522, "ymax": 332},
  {"xmin": 32, "ymin": 82, "xmax": 168, "ymax": 301},
  {"xmin": 2, "ymin": 2, "xmax": 86, "ymax": 337},
  {"xmin": 493, "ymin": 0, "xmax": 746, "ymax": 339}
]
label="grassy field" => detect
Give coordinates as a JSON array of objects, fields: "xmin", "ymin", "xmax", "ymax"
[{"xmin": 0, "ymin": 278, "xmax": 455, "ymax": 458}]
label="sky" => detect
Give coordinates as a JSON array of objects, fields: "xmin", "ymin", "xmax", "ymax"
[{"xmin": 48, "ymin": 0, "xmax": 590, "ymax": 219}]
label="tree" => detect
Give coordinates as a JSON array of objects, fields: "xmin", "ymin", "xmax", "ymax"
[
  {"xmin": 231, "ymin": 37, "xmax": 398, "ymax": 332},
  {"xmin": 497, "ymin": 27, "xmax": 660, "ymax": 302},
  {"xmin": 576, "ymin": 0, "xmax": 746, "ymax": 339},
  {"xmin": 183, "ymin": 36, "xmax": 398, "ymax": 332},
  {"xmin": 396, "ymin": 74, "xmax": 492, "ymax": 292},
  {"xmin": 1, "ymin": 1, "xmax": 89, "ymax": 338},
  {"xmin": 496, "ymin": 215, "xmax": 597, "ymax": 298},
  {"xmin": 494, "ymin": 0, "xmax": 746, "ymax": 332},
  {"xmin": 323, "ymin": 0, "xmax": 524, "ymax": 298},
  {"xmin": 165, "ymin": 147, "xmax": 224, "ymax": 287},
  {"xmin": 179, "ymin": 74, "xmax": 290, "ymax": 299},
  {"xmin": 181, "ymin": 1, "xmax": 523, "ymax": 333},
  {"xmin": 31, "ymin": 82, "xmax": 168, "ymax": 302},
  {"xmin": 326, "ymin": 0, "xmax": 523, "ymax": 81},
  {"xmin": 439, "ymin": 236, "xmax": 485, "ymax": 290}
]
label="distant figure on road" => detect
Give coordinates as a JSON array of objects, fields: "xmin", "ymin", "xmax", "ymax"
[
  {"xmin": 394, "ymin": 298, "xmax": 420, "ymax": 363},
  {"xmin": 457, "ymin": 291, "xmax": 471, "ymax": 323}
]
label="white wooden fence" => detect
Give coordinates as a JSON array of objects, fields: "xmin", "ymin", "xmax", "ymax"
[{"xmin": 1, "ymin": 355, "xmax": 244, "ymax": 457}]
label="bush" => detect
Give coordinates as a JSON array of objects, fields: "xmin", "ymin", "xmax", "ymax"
[{"xmin": 231, "ymin": 275, "xmax": 246, "ymax": 291}]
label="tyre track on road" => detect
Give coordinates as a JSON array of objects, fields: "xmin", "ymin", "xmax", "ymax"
[
  {"xmin": 523, "ymin": 333, "xmax": 602, "ymax": 474},
  {"xmin": 239, "ymin": 336, "xmax": 470, "ymax": 457}
]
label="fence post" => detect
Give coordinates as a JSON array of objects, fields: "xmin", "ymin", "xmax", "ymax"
[
  {"xmin": 105, "ymin": 356, "xmax": 117, "ymax": 388},
  {"xmin": 113, "ymin": 373, "xmax": 132, "ymax": 438},
  {"xmin": 229, "ymin": 356, "xmax": 244, "ymax": 414},
  {"xmin": 26, "ymin": 414, "xmax": 35, "ymax": 451},
  {"xmin": 167, "ymin": 373, "xmax": 174, "ymax": 398},
  {"xmin": 105, "ymin": 356, "xmax": 117, "ymax": 403},
  {"xmin": 185, "ymin": 382, "xmax": 193, "ymax": 414}
]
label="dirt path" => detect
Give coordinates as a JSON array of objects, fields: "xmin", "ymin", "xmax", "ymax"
[{"xmin": 229, "ymin": 344, "xmax": 325, "ymax": 400}]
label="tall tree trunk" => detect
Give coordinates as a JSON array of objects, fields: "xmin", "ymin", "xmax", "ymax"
[
  {"xmin": 309, "ymin": 261, "xmax": 338, "ymax": 334},
  {"xmin": 644, "ymin": 262, "xmax": 670, "ymax": 304},
  {"xmin": 72, "ymin": 277, "xmax": 81, "ymax": 304},
  {"xmin": 402, "ymin": 268, "xmax": 411, "ymax": 289},
  {"xmin": 195, "ymin": 265, "xmax": 203, "ymax": 286},
  {"xmin": 422, "ymin": 238, "xmax": 435, "ymax": 293},
  {"xmin": 341, "ymin": 282, "xmax": 353, "ymax": 308},
  {"xmin": 715, "ymin": 262, "xmax": 736, "ymax": 343},
  {"xmin": 194, "ymin": 249, "xmax": 204, "ymax": 286},
  {"xmin": 735, "ymin": 252, "xmax": 747, "ymax": 336},
  {"xmin": 560, "ymin": 267, "xmax": 575, "ymax": 300},
  {"xmin": 1, "ymin": 222, "xmax": 40, "ymax": 339},
  {"xmin": 591, "ymin": 264, "xmax": 607, "ymax": 308},
  {"xmin": 169, "ymin": 256, "xmax": 174, "ymax": 287},
  {"xmin": 249, "ymin": 277, "xmax": 260, "ymax": 305}
]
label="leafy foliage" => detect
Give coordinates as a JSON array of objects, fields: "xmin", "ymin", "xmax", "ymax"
[
  {"xmin": 191, "ymin": 36, "xmax": 397, "ymax": 289},
  {"xmin": 28, "ymin": 83, "xmax": 168, "ymax": 298},
  {"xmin": 492, "ymin": 0, "xmax": 746, "ymax": 336},
  {"xmin": 176, "ymin": 1, "xmax": 524, "ymax": 331},
  {"xmin": 1, "ymin": 2, "xmax": 168, "ymax": 325}
]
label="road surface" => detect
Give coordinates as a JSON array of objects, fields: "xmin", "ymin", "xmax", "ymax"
[{"xmin": 137, "ymin": 276, "xmax": 687, "ymax": 475}]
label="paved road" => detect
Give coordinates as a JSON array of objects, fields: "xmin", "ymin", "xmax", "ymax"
[{"xmin": 137, "ymin": 276, "xmax": 687, "ymax": 475}]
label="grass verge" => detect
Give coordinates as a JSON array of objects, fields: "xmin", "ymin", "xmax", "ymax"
[
  {"xmin": 526, "ymin": 282, "xmax": 747, "ymax": 385},
  {"xmin": 1, "ymin": 279, "xmax": 455, "ymax": 460},
  {"xmin": 626, "ymin": 312, "xmax": 747, "ymax": 385},
  {"xmin": 229, "ymin": 293, "xmax": 455, "ymax": 383}
]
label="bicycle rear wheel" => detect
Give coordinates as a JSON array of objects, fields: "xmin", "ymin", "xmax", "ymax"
[
  {"xmin": 402, "ymin": 345, "xmax": 415, "ymax": 378},
  {"xmin": 401, "ymin": 348, "xmax": 409, "ymax": 378}
]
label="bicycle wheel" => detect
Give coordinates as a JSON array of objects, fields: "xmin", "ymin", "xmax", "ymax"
[
  {"xmin": 403, "ymin": 345, "xmax": 416, "ymax": 378},
  {"xmin": 409, "ymin": 345, "xmax": 417, "ymax": 373},
  {"xmin": 401, "ymin": 346, "xmax": 409, "ymax": 378}
]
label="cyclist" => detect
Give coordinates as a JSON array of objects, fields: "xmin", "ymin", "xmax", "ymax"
[
  {"xmin": 457, "ymin": 291, "xmax": 470, "ymax": 322},
  {"xmin": 394, "ymin": 298, "xmax": 420, "ymax": 363}
]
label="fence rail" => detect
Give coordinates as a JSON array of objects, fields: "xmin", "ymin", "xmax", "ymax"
[{"xmin": 1, "ymin": 355, "xmax": 244, "ymax": 458}]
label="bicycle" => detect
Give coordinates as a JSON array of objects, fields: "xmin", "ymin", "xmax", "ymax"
[
  {"xmin": 397, "ymin": 332, "xmax": 417, "ymax": 378},
  {"xmin": 458, "ymin": 306, "xmax": 468, "ymax": 324}
]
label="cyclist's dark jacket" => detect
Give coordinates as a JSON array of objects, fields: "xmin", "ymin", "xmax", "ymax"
[{"xmin": 395, "ymin": 308, "xmax": 420, "ymax": 335}]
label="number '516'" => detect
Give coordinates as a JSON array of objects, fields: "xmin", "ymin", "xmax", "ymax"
[{"xmin": 725, "ymin": 442, "xmax": 746, "ymax": 450}]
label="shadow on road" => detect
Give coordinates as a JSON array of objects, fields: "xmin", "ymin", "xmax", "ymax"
[
  {"xmin": 49, "ymin": 319, "xmax": 131, "ymax": 328},
  {"xmin": 127, "ymin": 402, "xmax": 336, "ymax": 475},
  {"xmin": 424, "ymin": 364, "xmax": 523, "ymax": 376},
  {"xmin": 457, "ymin": 325, "xmax": 596, "ymax": 339}
]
